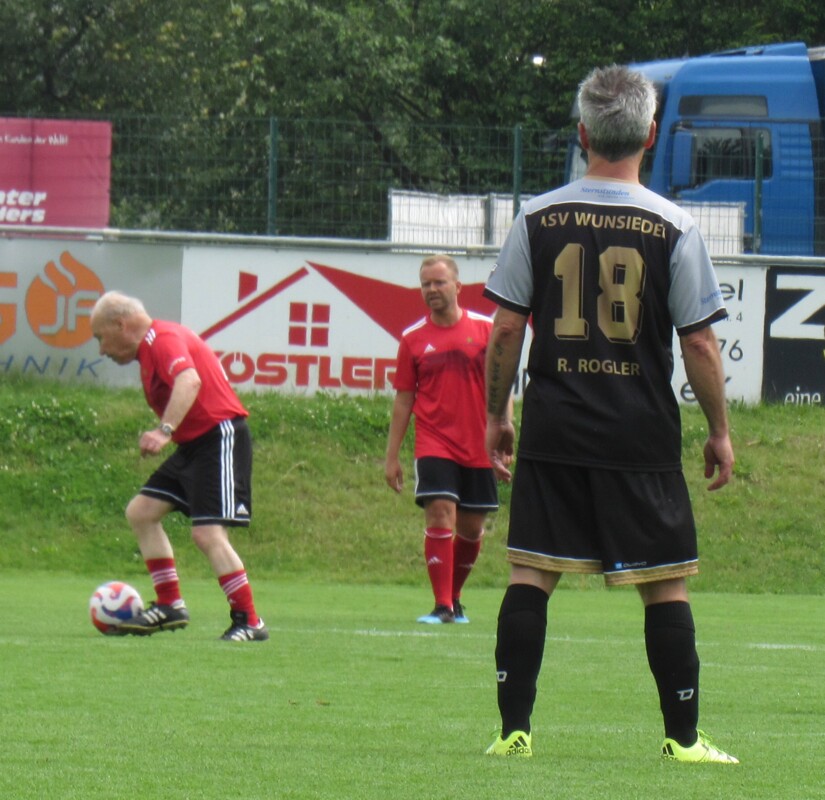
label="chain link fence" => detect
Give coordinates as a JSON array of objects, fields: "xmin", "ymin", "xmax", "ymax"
[
  {"xmin": 6, "ymin": 112, "xmax": 818, "ymax": 254},
  {"xmin": 108, "ymin": 115, "xmax": 571, "ymax": 240}
]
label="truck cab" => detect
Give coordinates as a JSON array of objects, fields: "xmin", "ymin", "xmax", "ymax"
[{"xmin": 567, "ymin": 42, "xmax": 825, "ymax": 255}]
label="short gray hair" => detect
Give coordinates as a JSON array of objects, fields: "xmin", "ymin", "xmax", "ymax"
[
  {"xmin": 577, "ymin": 65, "xmax": 657, "ymax": 161},
  {"xmin": 91, "ymin": 290, "xmax": 147, "ymax": 323}
]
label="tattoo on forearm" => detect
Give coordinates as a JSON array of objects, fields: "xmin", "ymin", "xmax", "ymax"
[{"xmin": 487, "ymin": 358, "xmax": 505, "ymax": 414}]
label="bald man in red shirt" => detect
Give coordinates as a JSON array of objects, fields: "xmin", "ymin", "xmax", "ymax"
[{"xmin": 91, "ymin": 291, "xmax": 267, "ymax": 641}]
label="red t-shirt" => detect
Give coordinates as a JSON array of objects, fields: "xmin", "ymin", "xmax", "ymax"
[
  {"xmin": 393, "ymin": 310, "xmax": 492, "ymax": 468},
  {"xmin": 137, "ymin": 320, "xmax": 247, "ymax": 443}
]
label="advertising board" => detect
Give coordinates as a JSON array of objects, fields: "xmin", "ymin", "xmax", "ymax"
[
  {"xmin": 762, "ymin": 267, "xmax": 825, "ymax": 404},
  {"xmin": 181, "ymin": 246, "xmax": 508, "ymax": 394},
  {"xmin": 1, "ymin": 232, "xmax": 822, "ymax": 406},
  {"xmin": 0, "ymin": 237, "xmax": 181, "ymax": 386},
  {"xmin": 0, "ymin": 118, "xmax": 112, "ymax": 228},
  {"xmin": 670, "ymin": 264, "xmax": 766, "ymax": 405}
]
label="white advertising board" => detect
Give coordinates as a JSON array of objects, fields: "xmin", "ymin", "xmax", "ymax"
[
  {"xmin": 180, "ymin": 245, "xmax": 529, "ymax": 395},
  {"xmin": 0, "ymin": 232, "xmax": 806, "ymax": 407},
  {"xmin": 670, "ymin": 264, "xmax": 767, "ymax": 404},
  {"xmin": 0, "ymin": 237, "xmax": 182, "ymax": 386}
]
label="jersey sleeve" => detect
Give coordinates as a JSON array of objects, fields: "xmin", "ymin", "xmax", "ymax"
[
  {"xmin": 668, "ymin": 224, "xmax": 728, "ymax": 334},
  {"xmin": 150, "ymin": 330, "xmax": 196, "ymax": 383},
  {"xmin": 483, "ymin": 208, "xmax": 533, "ymax": 315},
  {"xmin": 392, "ymin": 337, "xmax": 417, "ymax": 392}
]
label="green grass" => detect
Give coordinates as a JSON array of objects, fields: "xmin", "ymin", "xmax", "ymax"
[
  {"xmin": 1, "ymin": 574, "xmax": 823, "ymax": 799},
  {"xmin": 1, "ymin": 376, "xmax": 824, "ymax": 593},
  {"xmin": 2, "ymin": 378, "xmax": 823, "ymax": 797}
]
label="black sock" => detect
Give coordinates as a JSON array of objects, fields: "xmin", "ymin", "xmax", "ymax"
[
  {"xmin": 644, "ymin": 601, "xmax": 700, "ymax": 746},
  {"xmin": 494, "ymin": 583, "xmax": 549, "ymax": 737}
]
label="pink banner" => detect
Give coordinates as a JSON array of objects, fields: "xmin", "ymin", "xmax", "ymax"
[{"xmin": 0, "ymin": 118, "xmax": 112, "ymax": 228}]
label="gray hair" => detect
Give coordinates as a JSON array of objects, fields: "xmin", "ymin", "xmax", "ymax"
[
  {"xmin": 91, "ymin": 290, "xmax": 147, "ymax": 323},
  {"xmin": 577, "ymin": 65, "xmax": 656, "ymax": 161}
]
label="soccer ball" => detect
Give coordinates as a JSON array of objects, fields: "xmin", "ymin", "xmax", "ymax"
[{"xmin": 89, "ymin": 581, "xmax": 144, "ymax": 635}]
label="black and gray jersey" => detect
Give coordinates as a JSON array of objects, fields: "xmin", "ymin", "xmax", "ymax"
[{"xmin": 484, "ymin": 177, "xmax": 727, "ymax": 471}]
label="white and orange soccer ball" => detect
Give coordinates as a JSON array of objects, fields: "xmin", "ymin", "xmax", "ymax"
[{"xmin": 89, "ymin": 581, "xmax": 144, "ymax": 635}]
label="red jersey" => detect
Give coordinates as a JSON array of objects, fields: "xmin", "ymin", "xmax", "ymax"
[
  {"xmin": 137, "ymin": 320, "xmax": 247, "ymax": 443},
  {"xmin": 393, "ymin": 310, "xmax": 492, "ymax": 468}
]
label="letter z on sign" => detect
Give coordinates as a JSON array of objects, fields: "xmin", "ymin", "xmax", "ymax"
[{"xmin": 769, "ymin": 274, "xmax": 825, "ymax": 341}]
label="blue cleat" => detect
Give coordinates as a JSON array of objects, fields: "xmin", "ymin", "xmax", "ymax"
[{"xmin": 416, "ymin": 605, "xmax": 455, "ymax": 623}]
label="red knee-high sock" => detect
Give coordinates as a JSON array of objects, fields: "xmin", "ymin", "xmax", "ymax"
[
  {"xmin": 452, "ymin": 532, "xmax": 482, "ymax": 600},
  {"xmin": 424, "ymin": 528, "xmax": 454, "ymax": 609},
  {"xmin": 146, "ymin": 558, "xmax": 182, "ymax": 605},
  {"xmin": 219, "ymin": 570, "xmax": 259, "ymax": 625}
]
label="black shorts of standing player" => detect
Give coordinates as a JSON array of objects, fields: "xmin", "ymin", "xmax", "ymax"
[
  {"xmin": 413, "ymin": 456, "xmax": 499, "ymax": 513},
  {"xmin": 506, "ymin": 459, "xmax": 698, "ymax": 586},
  {"xmin": 140, "ymin": 417, "xmax": 252, "ymax": 528}
]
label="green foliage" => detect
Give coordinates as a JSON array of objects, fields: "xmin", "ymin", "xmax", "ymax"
[
  {"xmin": 1, "ymin": 574, "xmax": 824, "ymax": 799},
  {"xmin": 5, "ymin": 1, "xmax": 825, "ymax": 124},
  {"xmin": 5, "ymin": 2, "xmax": 825, "ymax": 238},
  {"xmin": 1, "ymin": 377, "xmax": 824, "ymax": 594}
]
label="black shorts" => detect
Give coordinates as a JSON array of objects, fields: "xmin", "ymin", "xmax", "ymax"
[
  {"xmin": 506, "ymin": 458, "xmax": 698, "ymax": 585},
  {"xmin": 413, "ymin": 456, "xmax": 499, "ymax": 513},
  {"xmin": 141, "ymin": 417, "xmax": 252, "ymax": 528}
]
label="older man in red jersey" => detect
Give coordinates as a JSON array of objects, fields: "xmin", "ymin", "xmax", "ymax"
[{"xmin": 91, "ymin": 291, "xmax": 267, "ymax": 641}]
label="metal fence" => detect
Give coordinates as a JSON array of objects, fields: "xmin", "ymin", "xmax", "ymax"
[
  {"xmin": 83, "ymin": 114, "xmax": 825, "ymax": 255},
  {"xmin": 108, "ymin": 115, "xmax": 570, "ymax": 239}
]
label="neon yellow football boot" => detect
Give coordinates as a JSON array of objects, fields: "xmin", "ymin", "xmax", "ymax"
[
  {"xmin": 662, "ymin": 730, "xmax": 739, "ymax": 764},
  {"xmin": 485, "ymin": 730, "xmax": 532, "ymax": 757}
]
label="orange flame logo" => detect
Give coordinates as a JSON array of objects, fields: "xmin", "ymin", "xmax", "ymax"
[{"xmin": 25, "ymin": 251, "xmax": 104, "ymax": 348}]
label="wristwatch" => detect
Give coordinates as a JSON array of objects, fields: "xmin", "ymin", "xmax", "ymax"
[{"xmin": 158, "ymin": 422, "xmax": 174, "ymax": 436}]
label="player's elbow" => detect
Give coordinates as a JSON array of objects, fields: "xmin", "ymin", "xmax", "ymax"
[
  {"xmin": 680, "ymin": 328, "xmax": 717, "ymax": 361},
  {"xmin": 492, "ymin": 313, "xmax": 528, "ymax": 348}
]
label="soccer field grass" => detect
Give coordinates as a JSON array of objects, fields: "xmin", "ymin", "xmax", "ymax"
[{"xmin": 1, "ymin": 574, "xmax": 823, "ymax": 800}]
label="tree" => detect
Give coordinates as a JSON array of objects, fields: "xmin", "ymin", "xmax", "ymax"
[
  {"xmin": 3, "ymin": 0, "xmax": 824, "ymax": 236},
  {"xmin": 4, "ymin": 0, "xmax": 825, "ymax": 123}
]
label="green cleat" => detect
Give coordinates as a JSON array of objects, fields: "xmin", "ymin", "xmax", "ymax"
[
  {"xmin": 486, "ymin": 730, "xmax": 532, "ymax": 757},
  {"xmin": 662, "ymin": 730, "xmax": 739, "ymax": 764}
]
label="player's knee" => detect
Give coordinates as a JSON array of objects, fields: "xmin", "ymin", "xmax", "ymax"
[
  {"xmin": 125, "ymin": 495, "xmax": 149, "ymax": 528},
  {"xmin": 125, "ymin": 494, "xmax": 166, "ymax": 530},
  {"xmin": 455, "ymin": 526, "xmax": 484, "ymax": 542},
  {"xmin": 191, "ymin": 524, "xmax": 229, "ymax": 554},
  {"xmin": 190, "ymin": 526, "xmax": 210, "ymax": 552},
  {"xmin": 424, "ymin": 498, "xmax": 457, "ymax": 529},
  {"xmin": 456, "ymin": 512, "xmax": 487, "ymax": 541}
]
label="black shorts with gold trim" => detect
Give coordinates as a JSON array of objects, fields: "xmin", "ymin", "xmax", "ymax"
[{"xmin": 506, "ymin": 458, "xmax": 698, "ymax": 585}]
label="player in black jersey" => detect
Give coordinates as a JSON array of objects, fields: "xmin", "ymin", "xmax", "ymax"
[{"xmin": 483, "ymin": 65, "xmax": 738, "ymax": 763}]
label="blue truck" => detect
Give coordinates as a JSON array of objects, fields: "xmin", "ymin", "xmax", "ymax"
[{"xmin": 567, "ymin": 42, "xmax": 825, "ymax": 256}]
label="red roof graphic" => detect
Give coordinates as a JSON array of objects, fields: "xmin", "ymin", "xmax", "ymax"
[
  {"xmin": 200, "ymin": 267, "xmax": 309, "ymax": 340},
  {"xmin": 308, "ymin": 261, "xmax": 497, "ymax": 340},
  {"xmin": 199, "ymin": 261, "xmax": 499, "ymax": 343}
]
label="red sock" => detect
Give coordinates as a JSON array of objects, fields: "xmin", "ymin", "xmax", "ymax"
[
  {"xmin": 424, "ymin": 528, "xmax": 454, "ymax": 609},
  {"xmin": 219, "ymin": 570, "xmax": 259, "ymax": 625},
  {"xmin": 452, "ymin": 533, "xmax": 482, "ymax": 600},
  {"xmin": 146, "ymin": 558, "xmax": 182, "ymax": 605}
]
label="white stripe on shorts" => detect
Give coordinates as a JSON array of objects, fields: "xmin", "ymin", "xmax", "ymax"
[{"xmin": 219, "ymin": 419, "xmax": 236, "ymax": 520}]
